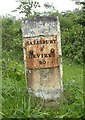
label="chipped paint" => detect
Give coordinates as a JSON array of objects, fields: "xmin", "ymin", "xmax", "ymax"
[{"xmin": 24, "ymin": 36, "xmax": 58, "ymax": 69}]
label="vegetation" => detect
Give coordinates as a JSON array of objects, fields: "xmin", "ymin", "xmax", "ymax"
[
  {"xmin": 1, "ymin": 0, "xmax": 84, "ymax": 119},
  {"xmin": 2, "ymin": 60, "xmax": 84, "ymax": 118}
]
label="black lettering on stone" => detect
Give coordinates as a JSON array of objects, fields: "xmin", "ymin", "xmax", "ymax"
[
  {"xmin": 53, "ymin": 40, "xmax": 56, "ymax": 43},
  {"xmin": 33, "ymin": 54, "xmax": 36, "ymax": 58},
  {"xmin": 43, "ymin": 60, "xmax": 46, "ymax": 64},
  {"xmin": 26, "ymin": 41, "xmax": 30, "ymax": 45},
  {"xmin": 43, "ymin": 40, "xmax": 45, "ymax": 44},
  {"xmin": 34, "ymin": 40, "xmax": 36, "ymax": 44},
  {"xmin": 39, "ymin": 60, "xmax": 46, "ymax": 64},
  {"xmin": 36, "ymin": 41, "xmax": 39, "ymax": 44},
  {"xmin": 48, "ymin": 53, "xmax": 55, "ymax": 57},
  {"xmin": 37, "ymin": 54, "xmax": 40, "ymax": 58},
  {"xmin": 44, "ymin": 54, "xmax": 48, "ymax": 58},
  {"xmin": 29, "ymin": 55, "xmax": 33, "ymax": 58},
  {"xmin": 41, "ymin": 54, "xmax": 43, "ymax": 58},
  {"xmin": 27, "ymin": 38, "xmax": 57, "ymax": 45},
  {"xmin": 40, "ymin": 40, "xmax": 43, "ymax": 44},
  {"xmin": 30, "ymin": 41, "xmax": 33, "ymax": 45},
  {"xmin": 39, "ymin": 61, "xmax": 42, "ymax": 64},
  {"xmin": 48, "ymin": 53, "xmax": 52, "ymax": 57},
  {"xmin": 45, "ymin": 40, "xmax": 49, "ymax": 44},
  {"xmin": 50, "ymin": 40, "xmax": 53, "ymax": 44}
]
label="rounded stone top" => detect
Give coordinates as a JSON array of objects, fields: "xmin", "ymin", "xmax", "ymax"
[
  {"xmin": 22, "ymin": 16, "xmax": 59, "ymax": 37},
  {"xmin": 22, "ymin": 16, "xmax": 58, "ymax": 23}
]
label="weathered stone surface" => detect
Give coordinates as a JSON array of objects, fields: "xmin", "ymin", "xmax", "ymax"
[
  {"xmin": 23, "ymin": 36, "xmax": 58, "ymax": 69},
  {"xmin": 22, "ymin": 16, "xmax": 58, "ymax": 37},
  {"xmin": 22, "ymin": 16, "xmax": 63, "ymax": 100}
]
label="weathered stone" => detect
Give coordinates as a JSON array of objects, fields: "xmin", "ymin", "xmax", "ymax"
[{"xmin": 22, "ymin": 16, "xmax": 63, "ymax": 100}]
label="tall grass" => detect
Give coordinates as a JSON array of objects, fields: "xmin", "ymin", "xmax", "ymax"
[{"xmin": 2, "ymin": 59, "xmax": 84, "ymax": 118}]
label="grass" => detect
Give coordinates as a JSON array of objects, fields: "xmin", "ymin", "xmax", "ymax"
[{"xmin": 1, "ymin": 59, "xmax": 84, "ymax": 118}]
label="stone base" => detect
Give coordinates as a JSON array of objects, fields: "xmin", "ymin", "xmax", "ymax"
[{"xmin": 28, "ymin": 88, "xmax": 63, "ymax": 100}]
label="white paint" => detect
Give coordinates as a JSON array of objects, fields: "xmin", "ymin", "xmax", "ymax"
[
  {"xmin": 57, "ymin": 16, "xmax": 63, "ymax": 92},
  {"xmin": 34, "ymin": 89, "xmax": 62, "ymax": 100}
]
